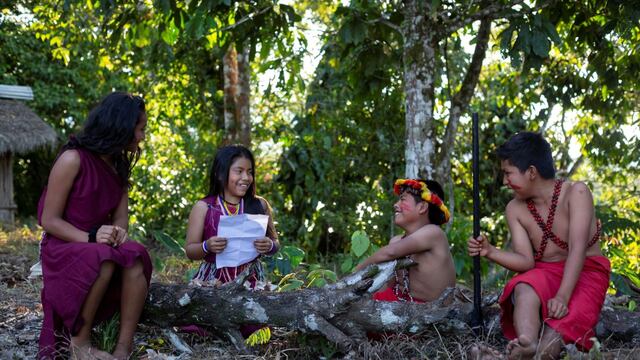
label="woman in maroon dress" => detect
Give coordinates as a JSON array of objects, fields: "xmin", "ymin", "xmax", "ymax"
[{"xmin": 37, "ymin": 92, "xmax": 153, "ymax": 359}]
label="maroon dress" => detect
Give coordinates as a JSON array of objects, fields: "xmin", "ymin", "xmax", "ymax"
[{"xmin": 37, "ymin": 148, "xmax": 152, "ymax": 359}]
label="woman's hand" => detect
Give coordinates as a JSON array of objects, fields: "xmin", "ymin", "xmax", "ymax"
[
  {"xmin": 206, "ymin": 236, "xmax": 228, "ymax": 253},
  {"xmin": 467, "ymin": 234, "xmax": 493, "ymax": 257},
  {"xmin": 254, "ymin": 237, "xmax": 274, "ymax": 254},
  {"xmin": 96, "ymin": 225, "xmax": 117, "ymax": 245},
  {"xmin": 113, "ymin": 226, "xmax": 127, "ymax": 246}
]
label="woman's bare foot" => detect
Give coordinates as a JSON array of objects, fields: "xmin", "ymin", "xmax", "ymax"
[
  {"xmin": 112, "ymin": 342, "xmax": 133, "ymax": 360},
  {"xmin": 507, "ymin": 335, "xmax": 537, "ymax": 359},
  {"xmin": 468, "ymin": 343, "xmax": 506, "ymax": 360},
  {"xmin": 70, "ymin": 341, "xmax": 116, "ymax": 360}
]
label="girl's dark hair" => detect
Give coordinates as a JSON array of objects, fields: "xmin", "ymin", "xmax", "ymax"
[
  {"xmin": 496, "ymin": 132, "xmax": 555, "ymax": 179},
  {"xmin": 402, "ymin": 179, "xmax": 447, "ymax": 226},
  {"xmin": 208, "ymin": 144, "xmax": 257, "ymax": 200},
  {"xmin": 64, "ymin": 92, "xmax": 145, "ymax": 186}
]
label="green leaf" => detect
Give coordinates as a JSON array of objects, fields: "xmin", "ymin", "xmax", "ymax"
[
  {"xmin": 245, "ymin": 326, "xmax": 271, "ymax": 346},
  {"xmin": 531, "ymin": 31, "xmax": 550, "ymax": 57},
  {"xmin": 279, "ymin": 279, "xmax": 304, "ymax": 292},
  {"xmin": 341, "ymin": 257, "xmax": 353, "ymax": 273},
  {"xmin": 351, "ymin": 230, "xmax": 370, "ymax": 257},
  {"xmin": 161, "ymin": 21, "xmax": 179, "ymax": 45},
  {"xmin": 541, "ymin": 18, "xmax": 561, "ymax": 44},
  {"xmin": 151, "ymin": 230, "xmax": 184, "ymax": 254},
  {"xmin": 282, "ymin": 245, "xmax": 305, "ymax": 268}
]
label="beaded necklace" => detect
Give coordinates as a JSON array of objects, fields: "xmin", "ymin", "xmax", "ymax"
[
  {"xmin": 218, "ymin": 196, "xmax": 243, "ymax": 216},
  {"xmin": 527, "ymin": 179, "xmax": 601, "ymax": 260}
]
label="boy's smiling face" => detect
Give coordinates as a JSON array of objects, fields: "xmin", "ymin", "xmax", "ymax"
[
  {"xmin": 393, "ymin": 190, "xmax": 427, "ymax": 227},
  {"xmin": 501, "ymin": 160, "xmax": 531, "ymax": 199}
]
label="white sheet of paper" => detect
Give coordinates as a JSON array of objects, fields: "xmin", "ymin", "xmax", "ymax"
[{"xmin": 216, "ymin": 214, "xmax": 269, "ymax": 268}]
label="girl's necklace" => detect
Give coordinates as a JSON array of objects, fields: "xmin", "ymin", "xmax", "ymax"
[
  {"xmin": 218, "ymin": 196, "xmax": 243, "ymax": 216},
  {"xmin": 223, "ymin": 201, "xmax": 239, "ymax": 215}
]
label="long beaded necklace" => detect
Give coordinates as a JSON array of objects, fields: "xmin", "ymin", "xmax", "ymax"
[{"xmin": 527, "ymin": 179, "xmax": 601, "ymax": 260}]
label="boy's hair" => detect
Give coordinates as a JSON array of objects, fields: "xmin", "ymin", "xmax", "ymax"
[
  {"xmin": 208, "ymin": 144, "xmax": 257, "ymax": 199},
  {"xmin": 496, "ymin": 132, "xmax": 556, "ymax": 179},
  {"xmin": 67, "ymin": 92, "xmax": 145, "ymax": 186},
  {"xmin": 401, "ymin": 179, "xmax": 447, "ymax": 226}
]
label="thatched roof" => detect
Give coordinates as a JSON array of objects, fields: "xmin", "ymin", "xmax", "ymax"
[{"xmin": 0, "ymin": 99, "xmax": 58, "ymax": 155}]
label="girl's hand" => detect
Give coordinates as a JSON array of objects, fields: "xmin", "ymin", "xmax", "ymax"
[
  {"xmin": 96, "ymin": 225, "xmax": 117, "ymax": 245},
  {"xmin": 467, "ymin": 234, "xmax": 492, "ymax": 257},
  {"xmin": 206, "ymin": 236, "xmax": 227, "ymax": 253},
  {"xmin": 254, "ymin": 237, "xmax": 274, "ymax": 254}
]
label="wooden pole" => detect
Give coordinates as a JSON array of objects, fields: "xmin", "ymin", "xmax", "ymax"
[{"xmin": 471, "ymin": 112, "xmax": 484, "ymax": 334}]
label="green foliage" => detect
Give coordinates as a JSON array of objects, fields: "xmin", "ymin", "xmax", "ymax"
[
  {"xmin": 93, "ymin": 313, "xmax": 119, "ymax": 353},
  {"xmin": 245, "ymin": 326, "xmax": 271, "ymax": 346},
  {"xmin": 151, "ymin": 230, "xmax": 184, "ymax": 255},
  {"xmin": 1, "ymin": 0, "xmax": 638, "ymax": 296}
]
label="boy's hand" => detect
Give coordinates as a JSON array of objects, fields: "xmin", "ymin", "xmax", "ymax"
[
  {"xmin": 467, "ymin": 234, "xmax": 492, "ymax": 257},
  {"xmin": 207, "ymin": 236, "xmax": 227, "ymax": 253},
  {"xmin": 547, "ymin": 296, "xmax": 569, "ymax": 319},
  {"xmin": 254, "ymin": 237, "xmax": 274, "ymax": 254}
]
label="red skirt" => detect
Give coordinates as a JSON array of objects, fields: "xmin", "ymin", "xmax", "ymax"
[
  {"xmin": 373, "ymin": 286, "xmax": 425, "ymax": 303},
  {"xmin": 499, "ymin": 256, "xmax": 610, "ymax": 351}
]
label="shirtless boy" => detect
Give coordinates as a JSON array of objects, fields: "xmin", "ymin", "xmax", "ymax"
[
  {"xmin": 357, "ymin": 179, "xmax": 456, "ymax": 303},
  {"xmin": 468, "ymin": 132, "xmax": 610, "ymax": 359}
]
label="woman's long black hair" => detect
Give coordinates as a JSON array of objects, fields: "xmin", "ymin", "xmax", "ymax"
[
  {"xmin": 64, "ymin": 92, "xmax": 145, "ymax": 186},
  {"xmin": 208, "ymin": 144, "xmax": 257, "ymax": 200}
]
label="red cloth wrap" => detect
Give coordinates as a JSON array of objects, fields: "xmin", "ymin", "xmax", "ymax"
[
  {"xmin": 372, "ymin": 286, "xmax": 425, "ymax": 303},
  {"xmin": 499, "ymin": 256, "xmax": 610, "ymax": 351}
]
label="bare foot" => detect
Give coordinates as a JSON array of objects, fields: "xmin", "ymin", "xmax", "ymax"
[
  {"xmin": 70, "ymin": 341, "xmax": 116, "ymax": 360},
  {"xmin": 507, "ymin": 335, "xmax": 537, "ymax": 360},
  {"xmin": 468, "ymin": 343, "xmax": 506, "ymax": 360},
  {"xmin": 112, "ymin": 342, "xmax": 133, "ymax": 360}
]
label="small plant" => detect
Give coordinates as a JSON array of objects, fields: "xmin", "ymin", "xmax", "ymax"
[
  {"xmin": 340, "ymin": 230, "xmax": 376, "ymax": 273},
  {"xmin": 93, "ymin": 312, "xmax": 119, "ymax": 353},
  {"xmin": 245, "ymin": 326, "xmax": 271, "ymax": 346}
]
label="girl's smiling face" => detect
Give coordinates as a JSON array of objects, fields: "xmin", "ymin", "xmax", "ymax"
[{"xmin": 225, "ymin": 156, "xmax": 254, "ymax": 200}]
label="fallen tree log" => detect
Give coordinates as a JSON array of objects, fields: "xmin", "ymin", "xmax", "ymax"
[{"xmin": 141, "ymin": 260, "xmax": 640, "ymax": 351}]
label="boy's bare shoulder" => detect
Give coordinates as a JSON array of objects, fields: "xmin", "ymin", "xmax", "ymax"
[
  {"xmin": 566, "ymin": 180, "xmax": 591, "ymax": 196},
  {"xmin": 505, "ymin": 198, "xmax": 525, "ymax": 212},
  {"xmin": 415, "ymin": 223, "xmax": 447, "ymax": 242}
]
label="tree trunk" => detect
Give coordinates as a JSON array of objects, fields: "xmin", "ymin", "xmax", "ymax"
[
  {"xmin": 223, "ymin": 44, "xmax": 251, "ymax": 146},
  {"xmin": 402, "ymin": 1, "xmax": 437, "ymax": 179},
  {"xmin": 142, "ymin": 260, "xmax": 640, "ymax": 352}
]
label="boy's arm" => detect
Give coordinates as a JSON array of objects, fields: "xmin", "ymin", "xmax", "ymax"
[
  {"xmin": 355, "ymin": 226, "xmax": 441, "ymax": 270},
  {"xmin": 471, "ymin": 201, "xmax": 535, "ymax": 272},
  {"xmin": 549, "ymin": 182, "xmax": 593, "ymax": 318}
]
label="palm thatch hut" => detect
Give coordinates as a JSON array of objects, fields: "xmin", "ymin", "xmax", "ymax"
[{"xmin": 0, "ymin": 92, "xmax": 58, "ymax": 224}]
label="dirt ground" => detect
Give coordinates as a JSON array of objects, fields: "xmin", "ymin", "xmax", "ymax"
[{"xmin": 0, "ymin": 228, "xmax": 638, "ymax": 359}]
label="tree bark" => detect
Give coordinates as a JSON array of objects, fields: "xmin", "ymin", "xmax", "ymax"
[
  {"xmin": 223, "ymin": 44, "xmax": 251, "ymax": 146},
  {"xmin": 402, "ymin": 0, "xmax": 437, "ymax": 179},
  {"xmin": 141, "ymin": 260, "xmax": 640, "ymax": 351}
]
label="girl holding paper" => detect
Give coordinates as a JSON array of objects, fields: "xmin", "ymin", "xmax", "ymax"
[{"xmin": 184, "ymin": 144, "xmax": 278, "ymax": 288}]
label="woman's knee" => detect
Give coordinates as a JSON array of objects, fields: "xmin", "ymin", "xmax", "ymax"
[{"xmin": 123, "ymin": 259, "xmax": 145, "ymax": 278}]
